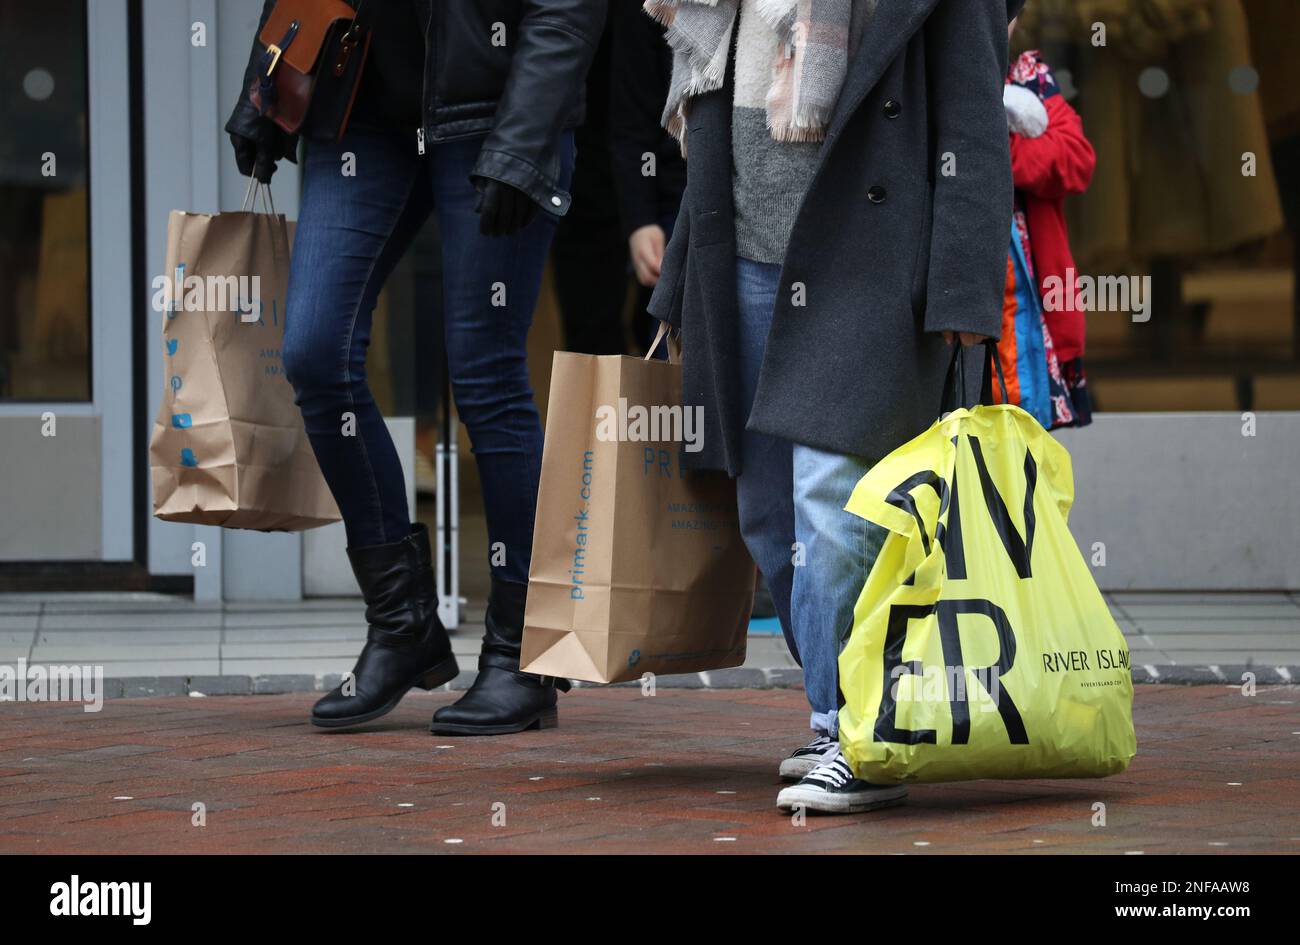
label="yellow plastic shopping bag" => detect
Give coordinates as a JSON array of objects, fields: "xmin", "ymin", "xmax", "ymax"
[{"xmin": 838, "ymin": 363, "xmax": 1136, "ymax": 783}]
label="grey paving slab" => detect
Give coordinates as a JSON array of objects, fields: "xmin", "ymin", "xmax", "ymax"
[
  {"xmin": 1112, "ymin": 616, "xmax": 1142, "ymax": 635},
  {"xmin": 1107, "ymin": 592, "xmax": 1297, "ymax": 606},
  {"xmin": 1138, "ymin": 613, "xmax": 1300, "ymax": 629},
  {"xmin": 0, "ymin": 627, "xmax": 35, "ymax": 645},
  {"xmin": 741, "ymin": 636, "xmax": 799, "ymax": 669},
  {"xmin": 220, "ymin": 657, "xmax": 354, "ymax": 677},
  {"xmin": 450, "ymin": 636, "xmax": 486, "ymax": 656},
  {"xmin": 32, "ymin": 643, "xmax": 221, "ymax": 663},
  {"xmin": 95, "ymin": 660, "xmax": 223, "ymax": 678},
  {"xmin": 1143, "ymin": 632, "xmax": 1300, "ymax": 649},
  {"xmin": 1128, "ymin": 610, "xmax": 1300, "ymax": 623},
  {"xmin": 4, "ymin": 591, "xmax": 1298, "ymax": 697},
  {"xmin": 120, "ymin": 677, "xmax": 190, "ymax": 697},
  {"xmin": 38, "ymin": 610, "xmax": 223, "ymax": 631},
  {"xmin": 224, "ymin": 597, "xmax": 359, "ymax": 611},
  {"xmin": 1126, "ymin": 650, "xmax": 1173, "ymax": 666},
  {"xmin": 221, "ymin": 609, "xmax": 360, "ymax": 629},
  {"xmin": 32, "ymin": 629, "xmax": 221, "ymax": 647},
  {"xmin": 222, "ymin": 624, "xmax": 364, "ymax": 643},
  {"xmin": 251, "ymin": 674, "xmax": 324, "ymax": 694},
  {"xmin": 219, "ymin": 640, "xmax": 362, "ymax": 660},
  {"xmin": 1159, "ymin": 655, "xmax": 1300, "ymax": 670},
  {"xmin": 38, "ymin": 593, "xmax": 219, "ymax": 612},
  {"xmin": 184, "ymin": 675, "xmax": 253, "ymax": 696}
]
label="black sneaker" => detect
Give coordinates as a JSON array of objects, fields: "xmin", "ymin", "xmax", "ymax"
[
  {"xmin": 776, "ymin": 747, "xmax": 908, "ymax": 814},
  {"xmin": 778, "ymin": 733, "xmax": 837, "ymax": 782}
]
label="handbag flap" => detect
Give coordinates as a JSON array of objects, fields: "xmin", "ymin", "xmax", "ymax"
[{"xmin": 258, "ymin": 0, "xmax": 358, "ymax": 75}]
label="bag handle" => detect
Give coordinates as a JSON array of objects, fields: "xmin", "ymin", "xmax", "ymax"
[
  {"xmin": 940, "ymin": 339, "xmax": 1009, "ymax": 415},
  {"xmin": 240, "ymin": 175, "xmax": 277, "ymax": 216},
  {"xmin": 982, "ymin": 338, "xmax": 1010, "ymax": 406},
  {"xmin": 645, "ymin": 321, "xmax": 682, "ymax": 364}
]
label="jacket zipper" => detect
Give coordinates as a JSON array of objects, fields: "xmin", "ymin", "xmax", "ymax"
[{"xmin": 417, "ymin": 0, "xmax": 433, "ymax": 154}]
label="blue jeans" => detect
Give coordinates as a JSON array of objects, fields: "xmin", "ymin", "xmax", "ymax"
[
  {"xmin": 734, "ymin": 258, "xmax": 887, "ymax": 736},
  {"xmin": 283, "ymin": 123, "xmax": 574, "ymax": 583}
]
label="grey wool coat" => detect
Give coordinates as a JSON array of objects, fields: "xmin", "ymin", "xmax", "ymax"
[{"xmin": 648, "ymin": 0, "xmax": 1023, "ymax": 475}]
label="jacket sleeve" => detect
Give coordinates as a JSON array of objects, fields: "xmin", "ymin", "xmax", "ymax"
[
  {"xmin": 647, "ymin": 195, "xmax": 690, "ymax": 332},
  {"xmin": 471, "ymin": 0, "xmax": 608, "ymax": 217},
  {"xmin": 608, "ymin": 5, "xmax": 670, "ymax": 240},
  {"xmin": 921, "ymin": 0, "xmax": 1014, "ymax": 338},
  {"xmin": 224, "ymin": 0, "xmax": 276, "ymax": 140},
  {"xmin": 1010, "ymin": 94, "xmax": 1096, "ymax": 199}
]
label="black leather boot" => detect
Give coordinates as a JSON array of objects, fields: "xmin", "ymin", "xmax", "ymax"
[
  {"xmin": 312, "ymin": 524, "xmax": 459, "ymax": 728},
  {"xmin": 429, "ymin": 578, "xmax": 569, "ymax": 735}
]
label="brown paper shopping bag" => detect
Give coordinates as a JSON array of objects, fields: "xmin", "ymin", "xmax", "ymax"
[
  {"xmin": 149, "ymin": 196, "xmax": 339, "ymax": 531},
  {"xmin": 521, "ymin": 337, "xmax": 756, "ymax": 684}
]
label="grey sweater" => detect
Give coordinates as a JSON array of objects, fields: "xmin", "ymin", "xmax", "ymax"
[{"xmin": 730, "ymin": 0, "xmax": 823, "ymax": 265}]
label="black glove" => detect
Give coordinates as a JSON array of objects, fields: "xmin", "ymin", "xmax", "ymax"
[
  {"xmin": 230, "ymin": 120, "xmax": 296, "ymax": 184},
  {"xmin": 473, "ymin": 177, "xmax": 539, "ymax": 237}
]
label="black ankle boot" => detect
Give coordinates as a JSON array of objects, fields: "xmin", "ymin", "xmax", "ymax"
[
  {"xmin": 312, "ymin": 524, "xmax": 459, "ymax": 728},
  {"xmin": 429, "ymin": 578, "xmax": 569, "ymax": 735}
]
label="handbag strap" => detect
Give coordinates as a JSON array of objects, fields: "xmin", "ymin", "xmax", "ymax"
[{"xmin": 340, "ymin": 0, "xmax": 373, "ymax": 43}]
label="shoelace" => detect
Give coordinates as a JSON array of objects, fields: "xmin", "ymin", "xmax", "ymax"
[
  {"xmin": 796, "ymin": 734, "xmax": 837, "ymax": 756},
  {"xmin": 804, "ymin": 748, "xmax": 855, "ymax": 789}
]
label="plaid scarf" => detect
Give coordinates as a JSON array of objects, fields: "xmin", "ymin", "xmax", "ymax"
[{"xmin": 646, "ymin": 0, "xmax": 863, "ymax": 146}]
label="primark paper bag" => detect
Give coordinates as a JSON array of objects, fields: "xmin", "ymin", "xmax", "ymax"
[
  {"xmin": 149, "ymin": 204, "xmax": 339, "ymax": 531},
  {"xmin": 521, "ymin": 346, "xmax": 756, "ymax": 684}
]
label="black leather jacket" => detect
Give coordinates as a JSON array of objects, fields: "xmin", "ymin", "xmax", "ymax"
[{"xmin": 226, "ymin": 0, "xmax": 607, "ymax": 217}]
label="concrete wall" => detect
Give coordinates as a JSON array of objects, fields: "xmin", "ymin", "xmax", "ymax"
[{"xmin": 1054, "ymin": 412, "xmax": 1300, "ymax": 590}]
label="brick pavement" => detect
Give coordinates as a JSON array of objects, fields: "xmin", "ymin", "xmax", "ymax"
[{"xmin": 1, "ymin": 685, "xmax": 1297, "ymax": 854}]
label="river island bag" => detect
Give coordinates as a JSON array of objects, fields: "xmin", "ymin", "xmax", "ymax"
[
  {"xmin": 521, "ymin": 330, "xmax": 756, "ymax": 684},
  {"xmin": 838, "ymin": 345, "xmax": 1136, "ymax": 782},
  {"xmin": 149, "ymin": 189, "xmax": 339, "ymax": 531}
]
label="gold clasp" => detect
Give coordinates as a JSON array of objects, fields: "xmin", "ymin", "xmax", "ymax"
[{"xmin": 265, "ymin": 43, "xmax": 283, "ymax": 76}]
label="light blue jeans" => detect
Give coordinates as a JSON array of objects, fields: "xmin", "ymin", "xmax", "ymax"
[{"xmin": 734, "ymin": 258, "xmax": 887, "ymax": 737}]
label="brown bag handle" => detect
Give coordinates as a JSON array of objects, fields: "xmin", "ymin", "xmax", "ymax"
[{"xmin": 645, "ymin": 321, "xmax": 682, "ymax": 364}]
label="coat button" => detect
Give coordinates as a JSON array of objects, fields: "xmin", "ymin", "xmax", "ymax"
[
  {"xmin": 551, "ymin": 195, "xmax": 562, "ymax": 207},
  {"xmin": 884, "ymin": 99, "xmax": 901, "ymax": 119},
  {"xmin": 867, "ymin": 185, "xmax": 886, "ymax": 204}
]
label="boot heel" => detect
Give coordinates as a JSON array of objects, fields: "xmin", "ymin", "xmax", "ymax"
[
  {"xmin": 414, "ymin": 655, "xmax": 460, "ymax": 691},
  {"xmin": 528, "ymin": 708, "xmax": 559, "ymax": 731}
]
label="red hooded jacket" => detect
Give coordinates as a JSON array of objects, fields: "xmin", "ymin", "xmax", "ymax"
[{"xmin": 1007, "ymin": 52, "xmax": 1096, "ymax": 362}]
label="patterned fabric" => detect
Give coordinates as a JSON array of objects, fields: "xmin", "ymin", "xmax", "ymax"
[
  {"xmin": 1008, "ymin": 49, "xmax": 1059, "ymax": 98},
  {"xmin": 1016, "ymin": 206, "xmax": 1076, "ymax": 429},
  {"xmin": 646, "ymin": 0, "xmax": 862, "ymax": 146},
  {"xmin": 997, "ymin": 211, "xmax": 1053, "ymax": 428},
  {"xmin": 999, "ymin": 49, "xmax": 1092, "ymax": 429}
]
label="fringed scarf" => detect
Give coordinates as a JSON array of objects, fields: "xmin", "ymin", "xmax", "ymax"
[{"xmin": 646, "ymin": 0, "xmax": 866, "ymax": 146}]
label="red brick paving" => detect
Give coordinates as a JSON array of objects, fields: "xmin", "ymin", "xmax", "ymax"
[{"xmin": 1, "ymin": 685, "xmax": 1298, "ymax": 853}]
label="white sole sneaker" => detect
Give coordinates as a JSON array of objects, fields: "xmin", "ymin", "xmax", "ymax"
[
  {"xmin": 778, "ymin": 755, "xmax": 822, "ymax": 782},
  {"xmin": 776, "ymin": 782, "xmax": 908, "ymax": 814}
]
